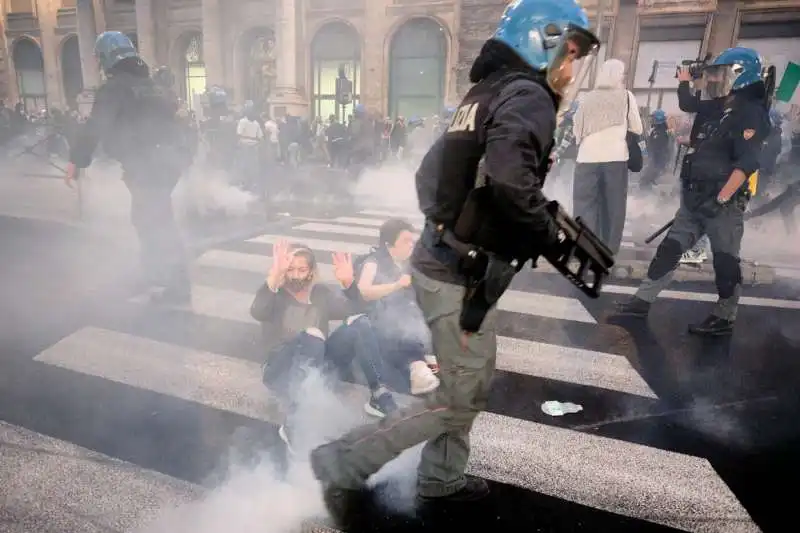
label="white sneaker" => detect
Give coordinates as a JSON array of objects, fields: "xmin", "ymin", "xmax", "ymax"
[
  {"xmin": 410, "ymin": 361, "xmax": 440, "ymax": 395},
  {"xmin": 679, "ymin": 248, "xmax": 707, "ymax": 264},
  {"xmin": 424, "ymin": 354, "xmax": 440, "ymax": 374}
]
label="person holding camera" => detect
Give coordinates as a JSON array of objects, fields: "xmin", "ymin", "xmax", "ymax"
[{"xmin": 616, "ymin": 47, "xmax": 771, "ymax": 336}]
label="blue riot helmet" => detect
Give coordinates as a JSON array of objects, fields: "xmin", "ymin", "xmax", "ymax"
[
  {"xmin": 651, "ymin": 109, "xmax": 667, "ymax": 124},
  {"xmin": 94, "ymin": 31, "xmax": 138, "ymax": 73},
  {"xmin": 701, "ymin": 47, "xmax": 764, "ymax": 100},
  {"xmin": 354, "ymin": 103, "xmax": 366, "ymax": 115},
  {"xmin": 492, "ymin": 0, "xmax": 600, "ymax": 95}
]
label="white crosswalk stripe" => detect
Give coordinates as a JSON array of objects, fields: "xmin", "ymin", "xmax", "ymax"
[{"xmin": 25, "ymin": 206, "xmax": 765, "ymax": 532}]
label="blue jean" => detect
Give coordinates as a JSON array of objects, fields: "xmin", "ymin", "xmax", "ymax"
[
  {"xmin": 371, "ymin": 307, "xmax": 430, "ymax": 394},
  {"xmin": 261, "ymin": 316, "xmax": 384, "ymax": 413}
]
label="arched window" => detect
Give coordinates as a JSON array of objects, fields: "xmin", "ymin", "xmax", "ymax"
[
  {"xmin": 388, "ymin": 18, "xmax": 446, "ymax": 119},
  {"xmin": 310, "ymin": 22, "xmax": 361, "ymax": 122},
  {"xmin": 181, "ymin": 33, "xmax": 206, "ymax": 110},
  {"xmin": 13, "ymin": 38, "xmax": 46, "ymax": 112},
  {"xmin": 61, "ymin": 35, "xmax": 83, "ymax": 108}
]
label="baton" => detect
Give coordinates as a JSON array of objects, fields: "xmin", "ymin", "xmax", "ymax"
[{"xmin": 644, "ymin": 219, "xmax": 674, "ymax": 244}]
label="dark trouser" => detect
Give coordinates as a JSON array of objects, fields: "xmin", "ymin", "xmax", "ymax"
[
  {"xmin": 635, "ymin": 187, "xmax": 746, "ymax": 321},
  {"xmin": 638, "ymin": 160, "xmax": 667, "ymax": 190},
  {"xmin": 262, "ymin": 317, "xmax": 387, "ymax": 421},
  {"xmin": 311, "ymin": 268, "xmax": 498, "ymax": 497},
  {"xmin": 573, "ymin": 161, "xmax": 629, "ymax": 255},
  {"xmin": 372, "ymin": 308, "xmax": 429, "ymax": 394},
  {"xmin": 123, "ymin": 171, "xmax": 189, "ymax": 295}
]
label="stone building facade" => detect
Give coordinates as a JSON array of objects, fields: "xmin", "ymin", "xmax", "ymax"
[{"xmin": 2, "ymin": 0, "xmax": 799, "ymax": 118}]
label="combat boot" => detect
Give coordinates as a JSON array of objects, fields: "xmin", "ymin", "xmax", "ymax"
[
  {"xmin": 310, "ymin": 445, "xmax": 370, "ymax": 530},
  {"xmin": 418, "ymin": 475, "xmax": 490, "ymax": 503},
  {"xmin": 688, "ymin": 315, "xmax": 734, "ymax": 336},
  {"xmin": 615, "ymin": 296, "xmax": 651, "ymax": 317}
]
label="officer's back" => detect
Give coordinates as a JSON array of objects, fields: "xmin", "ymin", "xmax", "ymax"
[
  {"xmin": 413, "ymin": 38, "xmax": 565, "ymax": 283},
  {"xmin": 70, "ymin": 55, "xmax": 183, "ymax": 175}
]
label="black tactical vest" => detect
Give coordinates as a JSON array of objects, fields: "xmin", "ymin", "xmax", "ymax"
[{"xmin": 416, "ymin": 69, "xmax": 554, "ymax": 230}]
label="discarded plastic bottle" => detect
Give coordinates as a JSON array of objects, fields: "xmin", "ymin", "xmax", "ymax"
[{"xmin": 541, "ymin": 401, "xmax": 583, "ymax": 417}]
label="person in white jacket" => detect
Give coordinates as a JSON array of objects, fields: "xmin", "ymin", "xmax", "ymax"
[{"xmin": 572, "ymin": 59, "xmax": 643, "ymax": 255}]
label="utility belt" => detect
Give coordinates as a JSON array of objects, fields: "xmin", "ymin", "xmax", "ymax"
[
  {"xmin": 681, "ymin": 178, "xmax": 750, "ymax": 210},
  {"xmin": 681, "ymin": 179, "xmax": 728, "ymax": 195},
  {"xmin": 421, "ymin": 220, "xmax": 521, "ymax": 333}
]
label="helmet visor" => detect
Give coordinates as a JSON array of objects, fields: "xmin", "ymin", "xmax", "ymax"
[
  {"xmin": 546, "ymin": 25, "xmax": 600, "ymax": 95},
  {"xmin": 701, "ymin": 64, "xmax": 743, "ymax": 100}
]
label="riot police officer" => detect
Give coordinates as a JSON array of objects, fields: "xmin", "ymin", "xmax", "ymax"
[
  {"xmin": 309, "ymin": 0, "xmax": 599, "ymax": 527},
  {"xmin": 65, "ymin": 32, "xmax": 191, "ymax": 304},
  {"xmin": 617, "ymin": 47, "xmax": 771, "ymax": 336},
  {"xmin": 638, "ymin": 109, "xmax": 671, "ymax": 190}
]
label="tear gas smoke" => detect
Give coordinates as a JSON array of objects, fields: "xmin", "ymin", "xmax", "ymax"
[
  {"xmin": 353, "ymin": 163, "xmax": 421, "ymax": 215},
  {"xmin": 173, "ymin": 168, "xmax": 257, "ymax": 219},
  {"xmin": 74, "ymin": 160, "xmax": 258, "ymax": 235},
  {"xmin": 136, "ymin": 368, "xmax": 367, "ymax": 533}
]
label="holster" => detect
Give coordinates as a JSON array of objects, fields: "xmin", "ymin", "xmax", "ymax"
[{"xmin": 427, "ymin": 221, "xmax": 520, "ymax": 333}]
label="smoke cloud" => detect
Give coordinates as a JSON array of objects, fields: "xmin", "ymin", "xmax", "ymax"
[{"xmin": 136, "ymin": 368, "xmax": 371, "ymax": 533}]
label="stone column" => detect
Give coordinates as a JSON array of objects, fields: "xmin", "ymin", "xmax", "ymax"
[
  {"xmin": 91, "ymin": 0, "xmax": 106, "ymax": 34},
  {"xmin": 609, "ymin": 0, "xmax": 639, "ymax": 89},
  {"xmin": 37, "ymin": 0, "xmax": 62, "ymax": 108},
  {"xmin": 76, "ymin": 0, "xmax": 100, "ymax": 89},
  {"xmin": 134, "ymin": 0, "xmax": 156, "ymax": 66},
  {"xmin": 705, "ymin": 0, "xmax": 738, "ymax": 58},
  {"xmin": 201, "ymin": 0, "xmax": 224, "ymax": 88},
  {"xmin": 272, "ymin": 0, "xmax": 305, "ymax": 116}
]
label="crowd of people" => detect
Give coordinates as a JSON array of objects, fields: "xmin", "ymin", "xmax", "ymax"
[{"xmin": 549, "ymin": 58, "xmax": 800, "ymax": 266}]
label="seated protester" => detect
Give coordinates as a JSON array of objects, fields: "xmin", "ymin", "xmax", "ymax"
[
  {"xmin": 250, "ymin": 239, "xmax": 390, "ymax": 454},
  {"xmin": 357, "ymin": 219, "xmax": 440, "ymax": 404}
]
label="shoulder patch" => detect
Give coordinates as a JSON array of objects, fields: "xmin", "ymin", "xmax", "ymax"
[{"xmin": 743, "ymin": 129, "xmax": 755, "ymax": 140}]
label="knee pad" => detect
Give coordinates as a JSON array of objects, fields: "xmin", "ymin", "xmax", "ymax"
[
  {"xmin": 712, "ymin": 252, "xmax": 742, "ymax": 299},
  {"xmin": 647, "ymin": 238, "xmax": 684, "ymax": 280},
  {"xmin": 304, "ymin": 327, "xmax": 326, "ymax": 340}
]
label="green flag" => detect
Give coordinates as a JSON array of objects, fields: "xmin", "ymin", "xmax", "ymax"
[{"xmin": 775, "ymin": 61, "xmax": 800, "ymax": 103}]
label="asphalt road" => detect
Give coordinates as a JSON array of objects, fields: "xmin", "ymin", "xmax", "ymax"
[{"xmin": 1, "ymin": 211, "xmax": 799, "ymax": 533}]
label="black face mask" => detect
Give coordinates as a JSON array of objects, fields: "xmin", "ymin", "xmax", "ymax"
[{"xmin": 285, "ymin": 276, "xmax": 312, "ymax": 292}]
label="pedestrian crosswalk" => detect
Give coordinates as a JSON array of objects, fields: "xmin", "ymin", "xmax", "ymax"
[{"xmin": 19, "ymin": 206, "xmax": 770, "ymax": 533}]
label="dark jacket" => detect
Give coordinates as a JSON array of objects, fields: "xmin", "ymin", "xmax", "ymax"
[
  {"xmin": 250, "ymin": 282, "xmax": 361, "ymax": 352},
  {"xmin": 69, "ymin": 58, "xmax": 184, "ymax": 174},
  {"xmin": 412, "ymin": 39, "xmax": 559, "ymax": 283}
]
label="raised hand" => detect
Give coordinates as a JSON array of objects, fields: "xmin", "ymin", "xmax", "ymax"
[
  {"xmin": 267, "ymin": 239, "xmax": 293, "ymax": 289},
  {"xmin": 332, "ymin": 251, "xmax": 354, "ymax": 288}
]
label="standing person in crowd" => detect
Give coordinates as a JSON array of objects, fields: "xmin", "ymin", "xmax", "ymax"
[{"xmin": 572, "ymin": 58, "xmax": 643, "ymax": 255}]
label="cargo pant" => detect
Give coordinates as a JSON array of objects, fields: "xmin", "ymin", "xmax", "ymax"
[
  {"xmin": 311, "ymin": 268, "xmax": 498, "ymax": 497},
  {"xmin": 635, "ymin": 187, "xmax": 746, "ymax": 321}
]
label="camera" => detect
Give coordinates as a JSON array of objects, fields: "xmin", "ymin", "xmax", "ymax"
[
  {"xmin": 675, "ymin": 54, "xmax": 711, "ymax": 80},
  {"xmin": 676, "ymin": 59, "xmax": 706, "ymax": 79}
]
